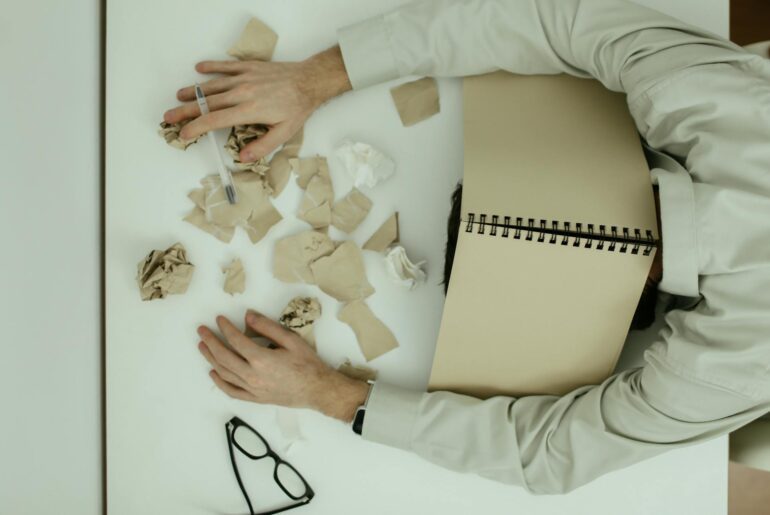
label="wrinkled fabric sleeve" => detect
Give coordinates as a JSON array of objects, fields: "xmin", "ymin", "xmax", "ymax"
[
  {"xmin": 337, "ymin": 0, "xmax": 746, "ymax": 98},
  {"xmin": 343, "ymin": 0, "xmax": 770, "ymax": 494}
]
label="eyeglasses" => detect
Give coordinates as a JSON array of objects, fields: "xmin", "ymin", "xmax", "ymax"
[{"xmin": 225, "ymin": 416, "xmax": 315, "ymax": 515}]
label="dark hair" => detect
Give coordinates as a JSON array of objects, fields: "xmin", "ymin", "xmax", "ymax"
[{"xmin": 442, "ymin": 182, "xmax": 657, "ymax": 331}]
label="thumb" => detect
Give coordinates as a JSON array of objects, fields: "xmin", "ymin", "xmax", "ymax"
[
  {"xmin": 240, "ymin": 122, "xmax": 297, "ymax": 162},
  {"xmin": 245, "ymin": 310, "xmax": 298, "ymax": 351}
]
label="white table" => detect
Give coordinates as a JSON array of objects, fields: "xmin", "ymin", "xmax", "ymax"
[{"xmin": 0, "ymin": 0, "xmax": 730, "ymax": 513}]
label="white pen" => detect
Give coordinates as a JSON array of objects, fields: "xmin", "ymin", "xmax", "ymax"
[{"xmin": 194, "ymin": 83, "xmax": 237, "ymax": 204}]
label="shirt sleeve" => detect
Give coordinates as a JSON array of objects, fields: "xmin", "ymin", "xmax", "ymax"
[
  {"xmin": 336, "ymin": 0, "xmax": 746, "ymax": 97},
  {"xmin": 345, "ymin": 0, "xmax": 770, "ymax": 494},
  {"xmin": 364, "ymin": 266, "xmax": 770, "ymax": 494}
]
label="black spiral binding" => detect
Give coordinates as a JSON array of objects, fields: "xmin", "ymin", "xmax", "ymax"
[{"xmin": 465, "ymin": 212, "xmax": 657, "ymax": 256}]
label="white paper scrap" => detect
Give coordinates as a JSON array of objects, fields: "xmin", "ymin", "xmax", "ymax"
[
  {"xmin": 384, "ymin": 245, "xmax": 426, "ymax": 290},
  {"xmin": 333, "ymin": 139, "xmax": 395, "ymax": 189}
]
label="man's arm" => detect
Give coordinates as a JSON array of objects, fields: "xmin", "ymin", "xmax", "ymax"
[
  {"xmin": 333, "ymin": 0, "xmax": 770, "ymax": 494},
  {"xmin": 337, "ymin": 0, "xmax": 747, "ymax": 99}
]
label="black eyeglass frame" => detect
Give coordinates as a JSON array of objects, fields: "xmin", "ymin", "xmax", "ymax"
[{"xmin": 225, "ymin": 416, "xmax": 315, "ymax": 515}]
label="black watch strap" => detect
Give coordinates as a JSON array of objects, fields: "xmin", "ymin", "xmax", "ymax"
[
  {"xmin": 352, "ymin": 407, "xmax": 366, "ymax": 435},
  {"xmin": 352, "ymin": 380, "xmax": 374, "ymax": 436}
]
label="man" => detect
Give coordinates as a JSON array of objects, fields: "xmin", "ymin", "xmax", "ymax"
[{"xmin": 163, "ymin": 0, "xmax": 770, "ymax": 494}]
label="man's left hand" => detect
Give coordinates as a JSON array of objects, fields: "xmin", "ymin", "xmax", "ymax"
[{"xmin": 197, "ymin": 310, "xmax": 369, "ymax": 423}]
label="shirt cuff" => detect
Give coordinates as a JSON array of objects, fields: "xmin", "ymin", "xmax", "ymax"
[
  {"xmin": 337, "ymin": 15, "xmax": 401, "ymax": 90},
  {"xmin": 650, "ymin": 167, "xmax": 701, "ymax": 297},
  {"xmin": 361, "ymin": 381, "xmax": 423, "ymax": 450}
]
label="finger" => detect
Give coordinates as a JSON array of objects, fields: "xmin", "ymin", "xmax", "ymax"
[
  {"xmin": 209, "ymin": 370, "xmax": 258, "ymax": 402},
  {"xmin": 198, "ymin": 341, "xmax": 251, "ymax": 390},
  {"xmin": 245, "ymin": 310, "xmax": 300, "ymax": 351},
  {"xmin": 179, "ymin": 106, "xmax": 253, "ymax": 140},
  {"xmin": 195, "ymin": 60, "xmax": 250, "ymax": 75},
  {"xmin": 176, "ymin": 75, "xmax": 244, "ymax": 102},
  {"xmin": 240, "ymin": 123, "xmax": 300, "ymax": 162},
  {"xmin": 216, "ymin": 315, "xmax": 270, "ymax": 361},
  {"xmin": 198, "ymin": 325, "xmax": 253, "ymax": 377},
  {"xmin": 164, "ymin": 92, "xmax": 238, "ymax": 124}
]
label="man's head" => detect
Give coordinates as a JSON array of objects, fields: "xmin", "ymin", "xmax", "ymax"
[{"xmin": 442, "ymin": 182, "xmax": 659, "ymax": 331}]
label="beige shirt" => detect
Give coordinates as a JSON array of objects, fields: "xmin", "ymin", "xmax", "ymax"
[{"xmin": 336, "ymin": 0, "xmax": 770, "ymax": 494}]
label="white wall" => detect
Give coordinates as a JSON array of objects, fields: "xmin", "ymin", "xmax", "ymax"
[{"xmin": 0, "ymin": 1, "xmax": 101, "ymax": 513}]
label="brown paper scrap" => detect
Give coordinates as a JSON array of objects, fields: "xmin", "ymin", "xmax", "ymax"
[
  {"xmin": 227, "ymin": 17, "xmax": 278, "ymax": 61},
  {"xmin": 337, "ymin": 359, "xmax": 378, "ymax": 381},
  {"xmin": 136, "ymin": 242, "xmax": 194, "ymax": 301},
  {"xmin": 267, "ymin": 128, "xmax": 304, "ymax": 197},
  {"xmin": 279, "ymin": 297, "xmax": 321, "ymax": 348},
  {"xmin": 338, "ymin": 301, "xmax": 398, "ymax": 362},
  {"xmin": 183, "ymin": 206, "xmax": 235, "ymax": 243},
  {"xmin": 273, "ymin": 230, "xmax": 336, "ymax": 284},
  {"xmin": 222, "ymin": 258, "xmax": 245, "ymax": 295},
  {"xmin": 290, "ymin": 156, "xmax": 328, "ymax": 189},
  {"xmin": 390, "ymin": 77, "xmax": 440, "ymax": 127},
  {"xmin": 225, "ymin": 124, "xmax": 270, "ymax": 172},
  {"xmin": 185, "ymin": 172, "xmax": 281, "ymax": 244},
  {"xmin": 158, "ymin": 120, "xmax": 200, "ymax": 150},
  {"xmin": 298, "ymin": 166, "xmax": 334, "ymax": 229},
  {"xmin": 331, "ymin": 188, "xmax": 372, "ymax": 233},
  {"xmin": 363, "ymin": 213, "xmax": 399, "ymax": 252},
  {"xmin": 309, "ymin": 241, "xmax": 374, "ymax": 302}
]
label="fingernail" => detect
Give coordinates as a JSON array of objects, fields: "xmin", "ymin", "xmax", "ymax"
[
  {"xmin": 243, "ymin": 152, "xmax": 255, "ymax": 162},
  {"xmin": 197, "ymin": 326, "xmax": 206, "ymax": 335}
]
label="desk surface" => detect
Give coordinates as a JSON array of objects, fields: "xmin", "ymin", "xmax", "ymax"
[{"xmin": 2, "ymin": 0, "xmax": 730, "ymax": 513}]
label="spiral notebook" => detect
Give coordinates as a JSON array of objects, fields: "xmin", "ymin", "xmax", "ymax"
[{"xmin": 429, "ymin": 72, "xmax": 659, "ymax": 399}]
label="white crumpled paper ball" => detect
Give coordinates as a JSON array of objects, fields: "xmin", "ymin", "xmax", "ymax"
[
  {"xmin": 333, "ymin": 139, "xmax": 396, "ymax": 189},
  {"xmin": 384, "ymin": 245, "xmax": 427, "ymax": 290}
]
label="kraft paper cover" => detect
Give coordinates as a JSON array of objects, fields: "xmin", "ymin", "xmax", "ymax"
[{"xmin": 430, "ymin": 73, "xmax": 657, "ymax": 398}]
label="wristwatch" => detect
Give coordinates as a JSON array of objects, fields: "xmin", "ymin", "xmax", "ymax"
[{"xmin": 352, "ymin": 380, "xmax": 375, "ymax": 435}]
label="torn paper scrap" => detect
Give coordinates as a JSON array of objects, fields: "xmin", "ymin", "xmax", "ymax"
[
  {"xmin": 334, "ymin": 139, "xmax": 395, "ymax": 189},
  {"xmin": 267, "ymin": 128, "xmax": 304, "ymax": 197},
  {"xmin": 310, "ymin": 241, "xmax": 374, "ymax": 302},
  {"xmin": 337, "ymin": 359, "xmax": 378, "ymax": 381},
  {"xmin": 331, "ymin": 188, "xmax": 372, "ymax": 233},
  {"xmin": 338, "ymin": 301, "xmax": 398, "ymax": 362},
  {"xmin": 385, "ymin": 245, "xmax": 427, "ymax": 290},
  {"xmin": 273, "ymin": 230, "xmax": 336, "ymax": 284},
  {"xmin": 290, "ymin": 156, "xmax": 328, "ymax": 189},
  {"xmin": 227, "ymin": 17, "xmax": 278, "ymax": 61},
  {"xmin": 297, "ymin": 166, "xmax": 334, "ymax": 229},
  {"xmin": 222, "ymin": 258, "xmax": 245, "ymax": 295},
  {"xmin": 136, "ymin": 242, "xmax": 194, "ymax": 301},
  {"xmin": 363, "ymin": 212, "xmax": 399, "ymax": 252},
  {"xmin": 279, "ymin": 297, "xmax": 321, "ymax": 348},
  {"xmin": 158, "ymin": 120, "xmax": 200, "ymax": 150},
  {"xmin": 185, "ymin": 171, "xmax": 281, "ymax": 244},
  {"xmin": 275, "ymin": 408, "xmax": 304, "ymax": 454},
  {"xmin": 183, "ymin": 205, "xmax": 236, "ymax": 243},
  {"xmin": 225, "ymin": 124, "xmax": 270, "ymax": 171},
  {"xmin": 389, "ymin": 77, "xmax": 440, "ymax": 127}
]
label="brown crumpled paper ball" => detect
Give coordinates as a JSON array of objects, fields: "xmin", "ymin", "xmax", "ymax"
[
  {"xmin": 136, "ymin": 242, "xmax": 194, "ymax": 301},
  {"xmin": 279, "ymin": 297, "xmax": 322, "ymax": 348},
  {"xmin": 225, "ymin": 124, "xmax": 271, "ymax": 171},
  {"xmin": 158, "ymin": 120, "xmax": 201, "ymax": 150}
]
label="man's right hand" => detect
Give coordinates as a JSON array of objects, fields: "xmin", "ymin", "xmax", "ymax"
[{"xmin": 163, "ymin": 46, "xmax": 352, "ymax": 162}]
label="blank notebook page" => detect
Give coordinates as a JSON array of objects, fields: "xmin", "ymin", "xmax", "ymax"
[{"xmin": 430, "ymin": 73, "xmax": 658, "ymax": 398}]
